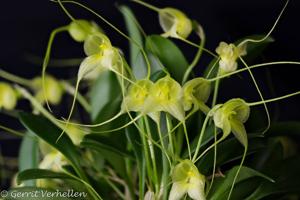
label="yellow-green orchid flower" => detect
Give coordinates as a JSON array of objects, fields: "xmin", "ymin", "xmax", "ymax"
[
  {"xmin": 145, "ymin": 76, "xmax": 184, "ymax": 121},
  {"xmin": 31, "ymin": 75, "xmax": 64, "ymax": 105},
  {"xmin": 183, "ymin": 78, "xmax": 211, "ymax": 113},
  {"xmin": 122, "ymin": 79, "xmax": 154, "ymax": 113},
  {"xmin": 212, "ymin": 98, "xmax": 250, "ymax": 146},
  {"xmin": 68, "ymin": 19, "xmax": 103, "ymax": 42},
  {"xmin": 215, "ymin": 42, "xmax": 247, "ymax": 74},
  {"xmin": 159, "ymin": 8, "xmax": 192, "ymax": 39},
  {"xmin": 0, "ymin": 82, "xmax": 18, "ymax": 110},
  {"xmin": 78, "ymin": 33, "xmax": 122, "ymax": 81},
  {"xmin": 169, "ymin": 160, "xmax": 206, "ymax": 200}
]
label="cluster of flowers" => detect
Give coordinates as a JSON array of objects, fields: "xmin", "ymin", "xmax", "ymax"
[{"xmin": 1, "ymin": 2, "xmax": 252, "ymax": 199}]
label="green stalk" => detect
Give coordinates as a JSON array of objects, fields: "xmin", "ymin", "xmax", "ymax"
[
  {"xmin": 144, "ymin": 116, "xmax": 159, "ymax": 194},
  {"xmin": 0, "ymin": 69, "xmax": 33, "ymax": 87},
  {"xmin": 192, "ymin": 114, "xmax": 210, "ymax": 162},
  {"xmin": 138, "ymin": 118, "xmax": 154, "ymax": 190},
  {"xmin": 166, "ymin": 115, "xmax": 175, "ymax": 160},
  {"xmin": 182, "ymin": 34, "xmax": 205, "ymax": 84},
  {"xmin": 157, "ymin": 122, "xmax": 171, "ymax": 200}
]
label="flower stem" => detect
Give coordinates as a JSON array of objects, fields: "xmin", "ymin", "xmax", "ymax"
[{"xmin": 0, "ymin": 69, "xmax": 32, "ymax": 87}]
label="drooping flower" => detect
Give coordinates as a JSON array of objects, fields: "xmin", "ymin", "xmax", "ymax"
[
  {"xmin": 31, "ymin": 75, "xmax": 64, "ymax": 105},
  {"xmin": 159, "ymin": 8, "xmax": 192, "ymax": 39},
  {"xmin": 169, "ymin": 159, "xmax": 206, "ymax": 200},
  {"xmin": 68, "ymin": 19, "xmax": 103, "ymax": 42},
  {"xmin": 215, "ymin": 42, "xmax": 247, "ymax": 74},
  {"xmin": 78, "ymin": 33, "xmax": 123, "ymax": 81},
  {"xmin": 212, "ymin": 98, "xmax": 250, "ymax": 146},
  {"xmin": 0, "ymin": 82, "xmax": 18, "ymax": 110},
  {"xmin": 183, "ymin": 78, "xmax": 211, "ymax": 113}
]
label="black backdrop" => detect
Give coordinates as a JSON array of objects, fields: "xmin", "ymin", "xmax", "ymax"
[{"xmin": 0, "ymin": 0, "xmax": 300, "ymax": 188}]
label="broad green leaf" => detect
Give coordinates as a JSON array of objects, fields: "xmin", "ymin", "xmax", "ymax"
[
  {"xmin": 17, "ymin": 169, "xmax": 73, "ymax": 185},
  {"xmin": 198, "ymin": 135, "xmax": 265, "ymax": 175},
  {"xmin": 89, "ymin": 71, "xmax": 123, "ymax": 127},
  {"xmin": 119, "ymin": 5, "xmax": 146, "ymax": 79},
  {"xmin": 246, "ymin": 156, "xmax": 300, "ymax": 199},
  {"xmin": 125, "ymin": 125, "xmax": 146, "ymax": 198},
  {"xmin": 80, "ymin": 138, "xmax": 128, "ymax": 179},
  {"xmin": 18, "ymin": 132, "xmax": 39, "ymax": 186},
  {"xmin": 19, "ymin": 112, "xmax": 85, "ymax": 180},
  {"xmin": 236, "ymin": 35, "xmax": 274, "ymax": 62},
  {"xmin": 266, "ymin": 121, "xmax": 300, "ymax": 137},
  {"xmin": 208, "ymin": 166, "xmax": 274, "ymax": 200},
  {"xmin": 145, "ymin": 35, "xmax": 188, "ymax": 82},
  {"xmin": 81, "ymin": 132, "xmax": 131, "ymax": 157},
  {"xmin": 150, "ymin": 70, "xmax": 167, "ymax": 82}
]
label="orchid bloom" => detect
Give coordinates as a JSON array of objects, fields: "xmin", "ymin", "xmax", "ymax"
[
  {"xmin": 215, "ymin": 42, "xmax": 247, "ymax": 74},
  {"xmin": 78, "ymin": 33, "xmax": 122, "ymax": 81},
  {"xmin": 68, "ymin": 19, "xmax": 102, "ymax": 42},
  {"xmin": 145, "ymin": 76, "xmax": 184, "ymax": 121},
  {"xmin": 183, "ymin": 78, "xmax": 211, "ymax": 113},
  {"xmin": 0, "ymin": 82, "xmax": 18, "ymax": 110},
  {"xmin": 122, "ymin": 79, "xmax": 154, "ymax": 113},
  {"xmin": 169, "ymin": 160, "xmax": 206, "ymax": 200},
  {"xmin": 159, "ymin": 8, "xmax": 192, "ymax": 39},
  {"xmin": 212, "ymin": 98, "xmax": 250, "ymax": 146},
  {"xmin": 31, "ymin": 75, "xmax": 64, "ymax": 105}
]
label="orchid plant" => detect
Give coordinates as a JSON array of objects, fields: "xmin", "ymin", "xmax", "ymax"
[{"xmin": 0, "ymin": 0, "xmax": 300, "ymax": 200}]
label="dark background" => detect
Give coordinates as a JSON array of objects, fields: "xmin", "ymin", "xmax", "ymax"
[{"xmin": 0, "ymin": 0, "xmax": 299, "ymax": 188}]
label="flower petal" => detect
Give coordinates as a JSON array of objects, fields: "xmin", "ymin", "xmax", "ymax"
[
  {"xmin": 187, "ymin": 176, "xmax": 206, "ymax": 200},
  {"xmin": 168, "ymin": 181, "xmax": 188, "ymax": 200},
  {"xmin": 230, "ymin": 117, "xmax": 248, "ymax": 147}
]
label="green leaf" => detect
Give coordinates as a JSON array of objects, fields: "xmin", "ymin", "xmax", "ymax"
[
  {"xmin": 81, "ymin": 132, "xmax": 131, "ymax": 157},
  {"xmin": 266, "ymin": 121, "xmax": 300, "ymax": 137},
  {"xmin": 208, "ymin": 166, "xmax": 274, "ymax": 200},
  {"xmin": 4, "ymin": 187, "xmax": 75, "ymax": 200},
  {"xmin": 145, "ymin": 35, "xmax": 188, "ymax": 82},
  {"xmin": 17, "ymin": 169, "xmax": 73, "ymax": 185},
  {"xmin": 198, "ymin": 135, "xmax": 265, "ymax": 175},
  {"xmin": 246, "ymin": 156, "xmax": 300, "ymax": 199},
  {"xmin": 125, "ymin": 125, "xmax": 146, "ymax": 198},
  {"xmin": 236, "ymin": 35, "xmax": 274, "ymax": 62},
  {"xmin": 18, "ymin": 132, "xmax": 39, "ymax": 186},
  {"xmin": 80, "ymin": 137, "xmax": 128, "ymax": 179},
  {"xmin": 89, "ymin": 71, "xmax": 122, "ymax": 125},
  {"xmin": 119, "ymin": 5, "xmax": 146, "ymax": 79},
  {"xmin": 19, "ymin": 112, "xmax": 85, "ymax": 180}
]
